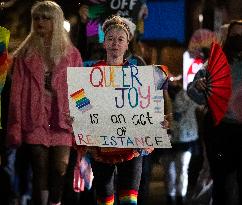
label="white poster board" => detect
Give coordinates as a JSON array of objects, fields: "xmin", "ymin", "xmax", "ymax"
[{"xmin": 67, "ymin": 65, "xmax": 171, "ymax": 148}]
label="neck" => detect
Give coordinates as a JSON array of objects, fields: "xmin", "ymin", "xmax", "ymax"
[
  {"xmin": 41, "ymin": 33, "xmax": 52, "ymax": 46},
  {"xmin": 106, "ymin": 56, "xmax": 123, "ymax": 66}
]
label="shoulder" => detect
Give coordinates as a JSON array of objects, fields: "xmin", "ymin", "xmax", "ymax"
[
  {"xmin": 12, "ymin": 47, "xmax": 39, "ymax": 67},
  {"xmin": 67, "ymin": 45, "xmax": 81, "ymax": 55},
  {"xmin": 13, "ymin": 46, "xmax": 33, "ymax": 60},
  {"xmin": 66, "ymin": 45, "xmax": 83, "ymax": 63},
  {"xmin": 93, "ymin": 60, "xmax": 107, "ymax": 66},
  {"xmin": 126, "ymin": 54, "xmax": 146, "ymax": 66}
]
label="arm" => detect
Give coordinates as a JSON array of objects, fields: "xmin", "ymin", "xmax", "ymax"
[
  {"xmin": 163, "ymin": 89, "xmax": 172, "ymax": 129},
  {"xmin": 66, "ymin": 47, "xmax": 83, "ymax": 129},
  {"xmin": 72, "ymin": 47, "xmax": 83, "ymax": 67},
  {"xmin": 138, "ymin": 1, "xmax": 148, "ymax": 20},
  {"xmin": 7, "ymin": 57, "xmax": 24, "ymax": 147},
  {"xmin": 79, "ymin": 4, "xmax": 89, "ymax": 24},
  {"xmin": 163, "ymin": 89, "xmax": 172, "ymax": 116},
  {"xmin": 187, "ymin": 68, "xmax": 207, "ymax": 105},
  {"xmin": 153, "ymin": 66, "xmax": 172, "ymax": 127}
]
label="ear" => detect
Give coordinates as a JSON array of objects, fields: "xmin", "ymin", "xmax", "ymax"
[
  {"xmin": 126, "ymin": 41, "xmax": 129, "ymax": 51},
  {"xmin": 103, "ymin": 41, "xmax": 106, "ymax": 49}
]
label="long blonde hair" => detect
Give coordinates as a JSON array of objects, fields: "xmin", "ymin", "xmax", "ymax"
[{"xmin": 14, "ymin": 1, "xmax": 71, "ymax": 64}]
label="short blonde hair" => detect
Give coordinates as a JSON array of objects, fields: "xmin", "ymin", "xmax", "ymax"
[{"xmin": 102, "ymin": 15, "xmax": 136, "ymax": 41}]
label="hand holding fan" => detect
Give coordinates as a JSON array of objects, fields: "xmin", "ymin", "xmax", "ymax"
[{"xmin": 205, "ymin": 42, "xmax": 232, "ymax": 125}]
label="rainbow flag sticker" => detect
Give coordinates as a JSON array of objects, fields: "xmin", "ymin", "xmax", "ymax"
[{"xmin": 70, "ymin": 88, "xmax": 92, "ymax": 112}]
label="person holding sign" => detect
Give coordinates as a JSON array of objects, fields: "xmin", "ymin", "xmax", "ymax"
[
  {"xmin": 79, "ymin": 15, "xmax": 171, "ymax": 205},
  {"xmin": 6, "ymin": 1, "xmax": 83, "ymax": 205},
  {"xmin": 78, "ymin": 0, "xmax": 148, "ymax": 63}
]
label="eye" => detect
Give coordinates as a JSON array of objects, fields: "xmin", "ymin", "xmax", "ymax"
[
  {"xmin": 33, "ymin": 14, "xmax": 52, "ymax": 21},
  {"xmin": 118, "ymin": 38, "xmax": 125, "ymax": 42},
  {"xmin": 230, "ymin": 33, "xmax": 241, "ymax": 37},
  {"xmin": 42, "ymin": 15, "xmax": 51, "ymax": 20}
]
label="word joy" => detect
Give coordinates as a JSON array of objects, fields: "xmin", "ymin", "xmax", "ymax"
[{"xmin": 89, "ymin": 65, "xmax": 151, "ymax": 109}]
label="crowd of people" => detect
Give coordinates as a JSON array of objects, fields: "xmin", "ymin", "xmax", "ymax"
[{"xmin": 0, "ymin": 1, "xmax": 242, "ymax": 205}]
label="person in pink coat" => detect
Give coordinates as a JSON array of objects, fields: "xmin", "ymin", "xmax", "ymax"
[{"xmin": 7, "ymin": 1, "xmax": 83, "ymax": 205}]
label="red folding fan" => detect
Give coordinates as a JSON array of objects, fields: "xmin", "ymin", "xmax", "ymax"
[{"xmin": 205, "ymin": 42, "xmax": 231, "ymax": 125}]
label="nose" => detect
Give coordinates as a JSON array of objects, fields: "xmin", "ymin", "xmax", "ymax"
[{"xmin": 112, "ymin": 39, "xmax": 118, "ymax": 46}]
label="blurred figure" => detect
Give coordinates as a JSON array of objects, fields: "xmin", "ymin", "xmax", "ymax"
[
  {"xmin": 187, "ymin": 20, "xmax": 242, "ymax": 205},
  {"xmin": 7, "ymin": 1, "xmax": 82, "ymax": 205},
  {"xmin": 184, "ymin": 28, "xmax": 219, "ymax": 205},
  {"xmin": 161, "ymin": 75, "xmax": 201, "ymax": 205},
  {"xmin": 185, "ymin": 24, "xmax": 231, "ymax": 205},
  {"xmin": 188, "ymin": 28, "xmax": 218, "ymax": 61},
  {"xmin": 0, "ymin": 26, "xmax": 17, "ymax": 205}
]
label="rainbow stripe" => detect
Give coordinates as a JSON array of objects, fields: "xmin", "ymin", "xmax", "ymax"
[
  {"xmin": 97, "ymin": 194, "xmax": 114, "ymax": 205},
  {"xmin": 119, "ymin": 190, "xmax": 138, "ymax": 204},
  {"xmin": 70, "ymin": 88, "xmax": 92, "ymax": 112},
  {"xmin": 0, "ymin": 26, "xmax": 10, "ymax": 129}
]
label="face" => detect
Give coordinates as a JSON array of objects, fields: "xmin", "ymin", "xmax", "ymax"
[
  {"xmin": 226, "ymin": 23, "xmax": 242, "ymax": 52},
  {"xmin": 229, "ymin": 24, "xmax": 242, "ymax": 36},
  {"xmin": 103, "ymin": 28, "xmax": 129, "ymax": 60},
  {"xmin": 32, "ymin": 13, "xmax": 53, "ymax": 39}
]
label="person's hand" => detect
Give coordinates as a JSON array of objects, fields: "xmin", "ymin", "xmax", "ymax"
[
  {"xmin": 139, "ymin": 147, "xmax": 154, "ymax": 156},
  {"xmin": 79, "ymin": 5, "xmax": 89, "ymax": 23},
  {"xmin": 161, "ymin": 113, "xmax": 173, "ymax": 129},
  {"xmin": 195, "ymin": 77, "xmax": 207, "ymax": 91},
  {"xmin": 161, "ymin": 119, "xmax": 169, "ymax": 129},
  {"xmin": 70, "ymin": 116, "xmax": 75, "ymax": 124},
  {"xmin": 143, "ymin": 147, "xmax": 154, "ymax": 154},
  {"xmin": 138, "ymin": 3, "xmax": 148, "ymax": 20}
]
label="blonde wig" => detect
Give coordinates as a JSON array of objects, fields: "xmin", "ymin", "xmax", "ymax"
[{"xmin": 14, "ymin": 1, "xmax": 71, "ymax": 64}]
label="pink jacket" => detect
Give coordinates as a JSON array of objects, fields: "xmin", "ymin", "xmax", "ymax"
[{"xmin": 7, "ymin": 46, "xmax": 82, "ymax": 147}]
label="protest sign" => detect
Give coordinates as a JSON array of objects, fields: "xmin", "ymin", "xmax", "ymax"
[{"xmin": 68, "ymin": 65, "xmax": 171, "ymax": 148}]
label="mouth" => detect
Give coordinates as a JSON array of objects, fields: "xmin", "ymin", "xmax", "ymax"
[{"xmin": 37, "ymin": 25, "xmax": 44, "ymax": 29}]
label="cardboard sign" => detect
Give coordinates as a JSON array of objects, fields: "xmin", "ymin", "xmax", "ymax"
[{"xmin": 67, "ymin": 65, "xmax": 171, "ymax": 148}]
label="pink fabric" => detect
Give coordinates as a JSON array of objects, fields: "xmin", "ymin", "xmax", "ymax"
[
  {"xmin": 7, "ymin": 46, "xmax": 82, "ymax": 147},
  {"xmin": 79, "ymin": 155, "xmax": 94, "ymax": 190},
  {"xmin": 50, "ymin": 203, "xmax": 61, "ymax": 205},
  {"xmin": 73, "ymin": 151, "xmax": 94, "ymax": 192}
]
